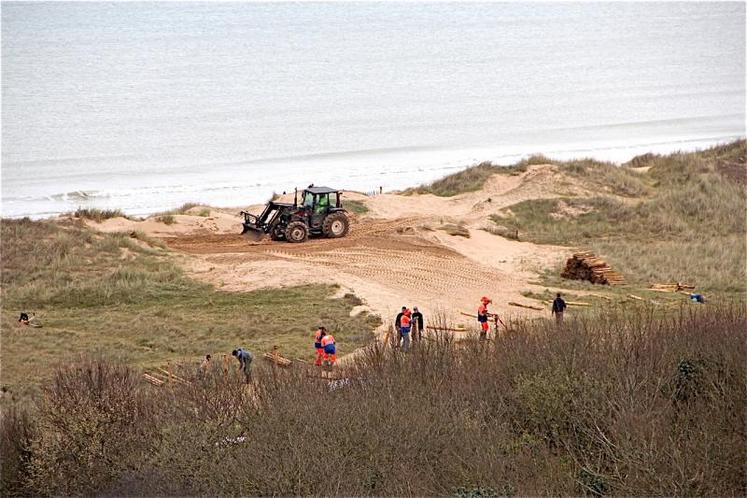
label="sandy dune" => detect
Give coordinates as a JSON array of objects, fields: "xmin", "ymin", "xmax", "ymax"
[{"xmin": 83, "ymin": 165, "xmax": 588, "ymax": 335}]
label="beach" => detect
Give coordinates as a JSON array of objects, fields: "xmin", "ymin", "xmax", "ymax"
[{"xmin": 2, "ymin": 2, "xmax": 744, "ymax": 218}]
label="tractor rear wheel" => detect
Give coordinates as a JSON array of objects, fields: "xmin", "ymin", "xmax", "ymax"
[
  {"xmin": 284, "ymin": 221, "xmax": 309, "ymax": 243},
  {"xmin": 322, "ymin": 212, "xmax": 350, "ymax": 238}
]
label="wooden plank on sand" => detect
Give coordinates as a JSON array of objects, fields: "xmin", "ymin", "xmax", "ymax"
[{"xmin": 508, "ymin": 301, "xmax": 543, "ymax": 311}]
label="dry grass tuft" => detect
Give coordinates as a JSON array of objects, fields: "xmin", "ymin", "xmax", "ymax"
[{"xmin": 73, "ymin": 207, "xmax": 127, "ymax": 222}]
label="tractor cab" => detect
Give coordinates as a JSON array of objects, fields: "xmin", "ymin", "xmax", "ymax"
[{"xmin": 302, "ymin": 187, "xmax": 343, "ymax": 229}]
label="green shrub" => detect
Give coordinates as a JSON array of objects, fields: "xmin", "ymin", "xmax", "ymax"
[{"xmin": 73, "ymin": 207, "xmax": 126, "ymax": 222}]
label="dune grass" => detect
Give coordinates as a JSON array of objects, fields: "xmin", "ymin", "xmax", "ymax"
[
  {"xmin": 490, "ymin": 141, "xmax": 747, "ymax": 294},
  {"xmin": 73, "ymin": 207, "xmax": 128, "ymax": 222},
  {"xmin": 153, "ymin": 202, "xmax": 203, "ymax": 217},
  {"xmin": 344, "ymin": 199, "xmax": 369, "ymax": 214},
  {"xmin": 409, "ymin": 161, "xmax": 528, "ymax": 197},
  {"xmin": 0, "ymin": 218, "xmax": 380, "ymax": 401},
  {"xmin": 2, "ymin": 306, "xmax": 744, "ymax": 496}
]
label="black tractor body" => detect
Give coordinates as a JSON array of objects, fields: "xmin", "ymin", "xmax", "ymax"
[{"xmin": 241, "ymin": 186, "xmax": 350, "ymax": 243}]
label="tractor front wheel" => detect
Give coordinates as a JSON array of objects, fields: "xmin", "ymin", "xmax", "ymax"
[
  {"xmin": 322, "ymin": 212, "xmax": 350, "ymax": 238},
  {"xmin": 284, "ymin": 221, "xmax": 309, "ymax": 243}
]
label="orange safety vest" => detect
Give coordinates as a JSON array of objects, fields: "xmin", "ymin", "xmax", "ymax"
[
  {"xmin": 321, "ymin": 334, "xmax": 336, "ymax": 354},
  {"xmin": 477, "ymin": 304, "xmax": 488, "ymax": 322},
  {"xmin": 314, "ymin": 329, "xmax": 323, "ymax": 348},
  {"xmin": 401, "ymin": 315, "xmax": 411, "ymax": 327}
]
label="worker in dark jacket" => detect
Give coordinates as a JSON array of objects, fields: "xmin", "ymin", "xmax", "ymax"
[
  {"xmin": 232, "ymin": 348, "xmax": 254, "ymax": 383},
  {"xmin": 394, "ymin": 306, "xmax": 406, "ymax": 347},
  {"xmin": 411, "ymin": 306, "xmax": 424, "ymax": 342},
  {"xmin": 551, "ymin": 293, "xmax": 567, "ymax": 325}
]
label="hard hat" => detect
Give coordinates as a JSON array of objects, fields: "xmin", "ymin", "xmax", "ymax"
[{"xmin": 481, "ymin": 296, "xmax": 492, "ymax": 304}]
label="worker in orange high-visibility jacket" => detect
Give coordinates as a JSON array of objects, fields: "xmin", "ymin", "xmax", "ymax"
[
  {"xmin": 400, "ymin": 309, "xmax": 412, "ymax": 352},
  {"xmin": 313, "ymin": 326, "xmax": 326, "ymax": 366},
  {"xmin": 321, "ymin": 333, "xmax": 336, "ymax": 367},
  {"xmin": 477, "ymin": 296, "xmax": 492, "ymax": 340}
]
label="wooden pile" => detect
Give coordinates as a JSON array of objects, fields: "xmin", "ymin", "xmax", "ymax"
[
  {"xmin": 561, "ymin": 251, "xmax": 625, "ymax": 285},
  {"xmin": 143, "ymin": 367, "xmax": 191, "ymax": 386},
  {"xmin": 649, "ymin": 282, "xmax": 695, "ymax": 293},
  {"xmin": 263, "ymin": 347, "xmax": 292, "ymax": 367}
]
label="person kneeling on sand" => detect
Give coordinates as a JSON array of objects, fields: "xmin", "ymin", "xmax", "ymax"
[{"xmin": 232, "ymin": 348, "xmax": 253, "ymax": 383}]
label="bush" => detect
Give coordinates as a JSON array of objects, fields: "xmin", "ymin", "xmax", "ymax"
[
  {"xmin": 26, "ymin": 359, "xmax": 159, "ymax": 496},
  {"xmin": 156, "ymin": 214, "xmax": 176, "ymax": 225},
  {"xmin": 0, "ymin": 405, "xmax": 35, "ymax": 497},
  {"xmin": 73, "ymin": 207, "xmax": 126, "ymax": 222},
  {"xmin": 2, "ymin": 307, "xmax": 744, "ymax": 496}
]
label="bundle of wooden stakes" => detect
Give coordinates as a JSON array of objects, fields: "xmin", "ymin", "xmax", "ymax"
[
  {"xmin": 649, "ymin": 282, "xmax": 696, "ymax": 293},
  {"xmin": 263, "ymin": 347, "xmax": 292, "ymax": 367},
  {"xmin": 561, "ymin": 251, "xmax": 625, "ymax": 285}
]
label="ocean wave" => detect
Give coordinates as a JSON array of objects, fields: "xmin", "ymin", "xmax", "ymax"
[{"xmin": 49, "ymin": 190, "xmax": 108, "ymax": 201}]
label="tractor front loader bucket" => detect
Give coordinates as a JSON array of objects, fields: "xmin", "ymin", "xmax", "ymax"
[
  {"xmin": 241, "ymin": 224, "xmax": 266, "ymax": 241},
  {"xmin": 240, "ymin": 211, "xmax": 267, "ymax": 241}
]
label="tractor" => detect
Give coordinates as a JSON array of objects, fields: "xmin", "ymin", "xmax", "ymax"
[{"xmin": 240, "ymin": 186, "xmax": 350, "ymax": 243}]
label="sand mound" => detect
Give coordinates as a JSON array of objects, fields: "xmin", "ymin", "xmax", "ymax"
[{"xmin": 85, "ymin": 209, "xmax": 243, "ymax": 238}]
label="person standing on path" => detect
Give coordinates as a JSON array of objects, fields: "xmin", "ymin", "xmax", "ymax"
[
  {"xmin": 551, "ymin": 293, "xmax": 567, "ymax": 325},
  {"xmin": 232, "ymin": 348, "xmax": 254, "ymax": 383},
  {"xmin": 394, "ymin": 306, "xmax": 406, "ymax": 348},
  {"xmin": 411, "ymin": 306, "xmax": 424, "ymax": 343},
  {"xmin": 477, "ymin": 297, "xmax": 491, "ymax": 340},
  {"xmin": 400, "ymin": 309, "xmax": 412, "ymax": 352},
  {"xmin": 314, "ymin": 326, "xmax": 326, "ymax": 366},
  {"xmin": 321, "ymin": 332, "xmax": 337, "ymax": 368}
]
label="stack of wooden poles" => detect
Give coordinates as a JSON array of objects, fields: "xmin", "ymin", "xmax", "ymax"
[{"xmin": 561, "ymin": 251, "xmax": 625, "ymax": 285}]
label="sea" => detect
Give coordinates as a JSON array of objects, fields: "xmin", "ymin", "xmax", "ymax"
[{"xmin": 2, "ymin": 2, "xmax": 745, "ymax": 219}]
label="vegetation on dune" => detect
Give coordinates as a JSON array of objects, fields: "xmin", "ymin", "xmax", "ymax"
[
  {"xmin": 153, "ymin": 201, "xmax": 203, "ymax": 217},
  {"xmin": 0, "ymin": 218, "xmax": 379, "ymax": 400},
  {"xmin": 344, "ymin": 199, "xmax": 370, "ymax": 214},
  {"xmin": 155, "ymin": 214, "xmax": 176, "ymax": 225},
  {"xmin": 490, "ymin": 140, "xmax": 747, "ymax": 293},
  {"xmin": 410, "ymin": 161, "xmax": 528, "ymax": 197},
  {"xmin": 516, "ymin": 155, "xmax": 651, "ymax": 197},
  {"xmin": 73, "ymin": 207, "xmax": 128, "ymax": 222},
  {"xmin": 2, "ymin": 306, "xmax": 744, "ymax": 496}
]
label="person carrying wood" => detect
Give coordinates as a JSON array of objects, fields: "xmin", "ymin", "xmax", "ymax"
[
  {"xmin": 477, "ymin": 297, "xmax": 492, "ymax": 340},
  {"xmin": 551, "ymin": 293, "xmax": 567, "ymax": 325},
  {"xmin": 232, "ymin": 348, "xmax": 254, "ymax": 383},
  {"xmin": 321, "ymin": 333, "xmax": 336, "ymax": 368},
  {"xmin": 313, "ymin": 326, "xmax": 327, "ymax": 366}
]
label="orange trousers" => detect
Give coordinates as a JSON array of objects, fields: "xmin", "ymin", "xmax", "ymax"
[
  {"xmin": 324, "ymin": 352, "xmax": 337, "ymax": 366},
  {"xmin": 315, "ymin": 348, "xmax": 324, "ymax": 366}
]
